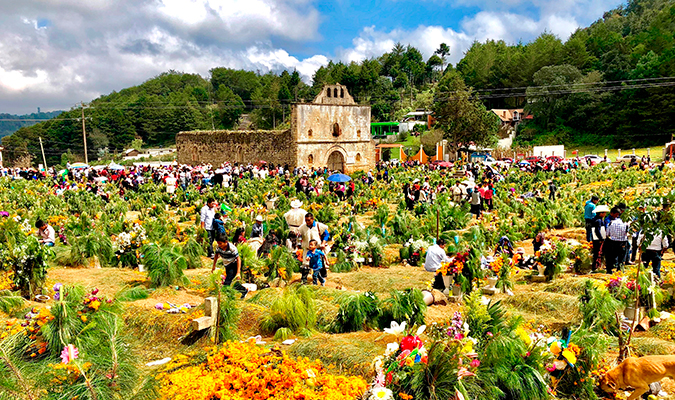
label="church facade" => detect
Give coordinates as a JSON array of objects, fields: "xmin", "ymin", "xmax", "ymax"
[{"xmin": 176, "ymin": 84, "xmax": 375, "ymax": 173}]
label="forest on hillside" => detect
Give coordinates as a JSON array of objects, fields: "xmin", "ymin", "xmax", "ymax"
[
  {"xmin": 3, "ymin": 0, "xmax": 675, "ymax": 166},
  {"xmin": 0, "ymin": 111, "xmax": 63, "ymax": 138}
]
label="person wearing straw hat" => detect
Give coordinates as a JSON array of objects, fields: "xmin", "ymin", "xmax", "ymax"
[
  {"xmin": 251, "ymin": 215, "xmax": 264, "ymax": 239},
  {"xmin": 591, "ymin": 205, "xmax": 610, "ymax": 272},
  {"xmin": 284, "ymin": 200, "xmax": 307, "ymax": 235}
]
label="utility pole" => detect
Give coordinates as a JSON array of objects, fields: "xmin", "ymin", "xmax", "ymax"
[
  {"xmin": 39, "ymin": 137, "xmax": 48, "ymax": 173},
  {"xmin": 81, "ymin": 102, "xmax": 88, "ymax": 164}
]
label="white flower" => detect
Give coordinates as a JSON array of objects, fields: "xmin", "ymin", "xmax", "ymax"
[
  {"xmin": 384, "ymin": 342, "xmax": 399, "ymax": 357},
  {"xmin": 462, "ymin": 322, "xmax": 470, "ymax": 334},
  {"xmin": 369, "ymin": 387, "xmax": 394, "ymax": 400},
  {"xmin": 416, "ymin": 325, "xmax": 426, "ymax": 335},
  {"xmin": 384, "ymin": 321, "xmax": 406, "ymax": 335},
  {"xmin": 418, "ymin": 346, "xmax": 427, "ymax": 357},
  {"xmin": 372, "ymin": 356, "xmax": 384, "ymax": 373}
]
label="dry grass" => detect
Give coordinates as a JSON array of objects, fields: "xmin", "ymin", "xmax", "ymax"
[
  {"xmin": 288, "ymin": 332, "xmax": 392, "ymax": 377},
  {"xmin": 337, "ymin": 264, "xmax": 431, "ymax": 294},
  {"xmin": 631, "ymin": 336, "xmax": 675, "ymax": 356},
  {"xmin": 123, "ymin": 304, "xmax": 203, "ymax": 363},
  {"xmin": 543, "ymin": 276, "xmax": 600, "ymax": 296},
  {"xmin": 500, "ymin": 291, "xmax": 581, "ymax": 326}
]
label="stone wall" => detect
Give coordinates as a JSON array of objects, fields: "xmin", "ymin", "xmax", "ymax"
[
  {"xmin": 292, "ymin": 103, "xmax": 375, "ymax": 173},
  {"xmin": 176, "ymin": 130, "xmax": 294, "ymax": 166}
]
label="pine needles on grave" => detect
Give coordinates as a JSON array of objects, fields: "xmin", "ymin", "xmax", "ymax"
[
  {"xmin": 578, "ymin": 279, "xmax": 621, "ymax": 333},
  {"xmin": 141, "ymin": 243, "xmax": 189, "ymax": 288},
  {"xmin": 330, "ymin": 292, "xmax": 381, "ymax": 333},
  {"xmin": 379, "ymin": 288, "xmax": 426, "ymax": 329},
  {"xmin": 215, "ymin": 285, "xmax": 241, "ymax": 342},
  {"xmin": 409, "ymin": 341, "xmax": 460, "ymax": 400},
  {"xmin": 42, "ymin": 285, "xmax": 87, "ymax": 357},
  {"xmin": 181, "ymin": 236, "xmax": 203, "ymax": 269},
  {"xmin": 259, "ymin": 284, "xmax": 316, "ymax": 337},
  {"xmin": 331, "ymin": 249, "xmax": 358, "ymax": 273},
  {"xmin": 114, "ymin": 286, "xmax": 150, "ymax": 302},
  {"xmin": 0, "ymin": 333, "xmax": 37, "ymax": 400},
  {"xmin": 0, "ymin": 290, "xmax": 23, "ymax": 314}
]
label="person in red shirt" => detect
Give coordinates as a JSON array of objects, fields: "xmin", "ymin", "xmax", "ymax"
[{"xmin": 480, "ymin": 183, "xmax": 494, "ymax": 211}]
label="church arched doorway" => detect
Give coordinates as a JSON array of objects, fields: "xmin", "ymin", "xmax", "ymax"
[{"xmin": 327, "ymin": 151, "xmax": 345, "ymax": 172}]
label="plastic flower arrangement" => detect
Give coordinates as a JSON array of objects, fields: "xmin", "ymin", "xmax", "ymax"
[
  {"xmin": 370, "ymin": 323, "xmax": 429, "ymax": 397},
  {"xmin": 545, "ymin": 331, "xmax": 579, "ymax": 375}
]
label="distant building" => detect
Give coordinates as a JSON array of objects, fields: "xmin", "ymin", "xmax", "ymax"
[
  {"xmin": 398, "ymin": 110, "xmax": 434, "ymax": 133},
  {"xmin": 121, "ymin": 148, "xmax": 176, "ymax": 161},
  {"xmin": 491, "ymin": 109, "xmax": 532, "ymax": 149},
  {"xmin": 176, "ymin": 84, "xmax": 375, "ymax": 173}
]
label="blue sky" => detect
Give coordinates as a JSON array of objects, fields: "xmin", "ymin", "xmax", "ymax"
[{"xmin": 0, "ymin": 0, "xmax": 622, "ymax": 114}]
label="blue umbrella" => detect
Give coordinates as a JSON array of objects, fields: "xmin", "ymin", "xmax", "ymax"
[{"xmin": 327, "ymin": 173, "xmax": 351, "ymax": 183}]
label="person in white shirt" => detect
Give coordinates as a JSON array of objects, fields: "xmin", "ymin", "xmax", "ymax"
[
  {"xmin": 641, "ymin": 232, "xmax": 669, "ymax": 278},
  {"xmin": 35, "ymin": 220, "xmax": 55, "ymax": 246},
  {"xmin": 425, "ymin": 238, "xmax": 451, "ymax": 291},
  {"xmin": 424, "ymin": 238, "xmax": 450, "ymax": 273},
  {"xmin": 200, "ymin": 198, "xmax": 217, "ymax": 258}
]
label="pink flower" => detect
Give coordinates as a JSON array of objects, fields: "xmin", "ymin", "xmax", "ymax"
[
  {"xmin": 397, "ymin": 349, "xmax": 412, "ymax": 366},
  {"xmin": 91, "ymin": 288, "xmax": 99, "ymax": 295},
  {"xmin": 469, "ymin": 359, "xmax": 480, "ymax": 368},
  {"xmin": 60, "ymin": 344, "xmax": 79, "ymax": 364},
  {"xmin": 486, "ymin": 332, "xmax": 493, "ymax": 338}
]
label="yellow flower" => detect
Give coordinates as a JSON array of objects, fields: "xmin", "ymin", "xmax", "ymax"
[
  {"xmin": 562, "ymin": 349, "xmax": 577, "ymax": 365},
  {"xmin": 89, "ymin": 300, "xmax": 101, "ymax": 311}
]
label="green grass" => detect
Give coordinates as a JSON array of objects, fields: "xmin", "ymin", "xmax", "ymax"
[{"xmin": 571, "ymin": 146, "xmax": 665, "ymax": 162}]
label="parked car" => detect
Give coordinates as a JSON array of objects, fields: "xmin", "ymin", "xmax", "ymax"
[
  {"xmin": 616, "ymin": 154, "xmax": 638, "ymax": 163},
  {"xmin": 583, "ymin": 154, "xmax": 612, "ymax": 164},
  {"xmin": 498, "ymin": 157, "xmax": 514, "ymax": 164},
  {"xmin": 525, "ymin": 156, "xmax": 542, "ymax": 163},
  {"xmin": 482, "ymin": 156, "xmax": 497, "ymax": 166},
  {"xmin": 546, "ymin": 155, "xmax": 563, "ymax": 163}
]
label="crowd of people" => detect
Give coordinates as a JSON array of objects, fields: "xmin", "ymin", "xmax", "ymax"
[
  {"xmin": 5, "ymin": 150, "xmax": 673, "ymax": 294},
  {"xmin": 585, "ymin": 196, "xmax": 672, "ymax": 277}
]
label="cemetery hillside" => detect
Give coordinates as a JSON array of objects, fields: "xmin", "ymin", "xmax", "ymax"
[{"xmin": 3, "ymin": 1, "xmax": 675, "ymax": 400}]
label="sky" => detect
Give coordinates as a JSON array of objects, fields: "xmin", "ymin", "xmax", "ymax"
[{"xmin": 0, "ymin": 0, "xmax": 623, "ymax": 114}]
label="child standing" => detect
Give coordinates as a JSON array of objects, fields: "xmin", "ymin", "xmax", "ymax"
[{"xmin": 306, "ymin": 239, "xmax": 326, "ymax": 286}]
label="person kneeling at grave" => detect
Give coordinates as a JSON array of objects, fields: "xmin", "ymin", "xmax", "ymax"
[{"xmin": 211, "ymin": 234, "xmax": 248, "ymax": 299}]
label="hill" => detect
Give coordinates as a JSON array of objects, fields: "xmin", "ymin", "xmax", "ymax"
[
  {"xmin": 0, "ymin": 111, "xmax": 63, "ymax": 138},
  {"xmin": 3, "ymin": 0, "xmax": 675, "ymax": 166}
]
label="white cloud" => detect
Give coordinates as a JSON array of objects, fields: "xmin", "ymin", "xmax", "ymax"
[
  {"xmin": 0, "ymin": 0, "xmax": 325, "ymax": 113},
  {"xmin": 340, "ymin": 25, "xmax": 473, "ymax": 65}
]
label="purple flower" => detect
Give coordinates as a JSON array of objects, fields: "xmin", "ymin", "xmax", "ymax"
[
  {"xmin": 53, "ymin": 283, "xmax": 62, "ymax": 292},
  {"xmin": 54, "ymin": 293, "xmax": 60, "ymax": 301}
]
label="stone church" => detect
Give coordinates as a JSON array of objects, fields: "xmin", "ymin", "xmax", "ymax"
[{"xmin": 176, "ymin": 84, "xmax": 375, "ymax": 173}]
